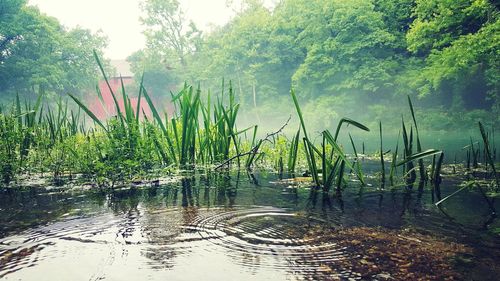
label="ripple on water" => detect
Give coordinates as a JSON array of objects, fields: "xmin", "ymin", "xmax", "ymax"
[
  {"xmin": 183, "ymin": 207, "xmax": 360, "ymax": 279},
  {"xmin": 1, "ymin": 206, "xmax": 363, "ymax": 280}
]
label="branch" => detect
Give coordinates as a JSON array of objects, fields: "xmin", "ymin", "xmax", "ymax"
[
  {"xmin": 214, "ymin": 116, "xmax": 291, "ymax": 170},
  {"xmin": 262, "ymin": 115, "xmax": 291, "ymax": 143}
]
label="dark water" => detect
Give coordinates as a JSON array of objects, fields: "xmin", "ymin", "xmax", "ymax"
[{"xmin": 0, "ymin": 169, "xmax": 499, "ymax": 280}]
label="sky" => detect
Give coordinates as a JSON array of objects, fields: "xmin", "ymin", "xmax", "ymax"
[{"xmin": 28, "ymin": 0, "xmax": 237, "ymax": 60}]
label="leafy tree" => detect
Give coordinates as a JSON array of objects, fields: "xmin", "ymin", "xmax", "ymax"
[
  {"xmin": 284, "ymin": 0, "xmax": 403, "ymax": 99},
  {"xmin": 0, "ymin": 0, "xmax": 27, "ymax": 62},
  {"xmin": 187, "ymin": 2, "xmax": 302, "ymax": 105},
  {"xmin": 373, "ymin": 0, "xmax": 415, "ymax": 50},
  {"xmin": 407, "ymin": 0, "xmax": 494, "ymax": 55},
  {"xmin": 61, "ymin": 28, "xmax": 109, "ymax": 94},
  {"xmin": 140, "ymin": 0, "xmax": 201, "ymax": 69},
  {"xmin": 0, "ymin": 2, "xmax": 107, "ymax": 101},
  {"xmin": 407, "ymin": 0, "xmax": 499, "ymax": 109},
  {"xmin": 133, "ymin": 0, "xmax": 498, "ymax": 128},
  {"xmin": 127, "ymin": 49, "xmax": 178, "ymax": 96}
]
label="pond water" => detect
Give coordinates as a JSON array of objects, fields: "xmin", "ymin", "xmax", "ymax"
[{"xmin": 0, "ymin": 168, "xmax": 499, "ymax": 280}]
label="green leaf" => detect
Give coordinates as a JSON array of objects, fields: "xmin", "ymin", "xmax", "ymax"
[
  {"xmin": 397, "ymin": 149, "xmax": 442, "ymax": 167},
  {"xmin": 68, "ymin": 93, "xmax": 108, "ymax": 134}
]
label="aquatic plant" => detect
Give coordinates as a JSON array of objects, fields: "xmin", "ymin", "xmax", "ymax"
[
  {"xmin": 66, "ymin": 53, "xmax": 252, "ymax": 180},
  {"xmin": 290, "ymin": 89, "xmax": 369, "ymax": 192},
  {"xmin": 0, "ymin": 51, "xmax": 495, "ymax": 197},
  {"xmin": 287, "ymin": 128, "xmax": 301, "ymax": 174},
  {"xmin": 408, "ymin": 96, "xmax": 426, "ymax": 182},
  {"xmin": 401, "ymin": 117, "xmax": 416, "ymax": 184},
  {"xmin": 0, "ymin": 113, "xmax": 20, "ymax": 184},
  {"xmin": 479, "ymin": 122, "xmax": 499, "ymax": 191},
  {"xmin": 379, "ymin": 121, "xmax": 385, "ymax": 187},
  {"xmin": 389, "ymin": 131, "xmax": 400, "ymax": 186},
  {"xmin": 348, "ymin": 133, "xmax": 363, "ymax": 185}
]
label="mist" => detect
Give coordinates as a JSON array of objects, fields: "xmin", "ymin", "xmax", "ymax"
[{"xmin": 124, "ymin": 0, "xmax": 498, "ymax": 155}]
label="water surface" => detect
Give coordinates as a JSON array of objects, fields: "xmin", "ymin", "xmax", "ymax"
[{"xmin": 1, "ymin": 170, "xmax": 499, "ymax": 280}]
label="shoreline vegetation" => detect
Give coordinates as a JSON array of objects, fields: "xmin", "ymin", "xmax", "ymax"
[{"xmin": 0, "ymin": 53, "xmax": 497, "ymax": 202}]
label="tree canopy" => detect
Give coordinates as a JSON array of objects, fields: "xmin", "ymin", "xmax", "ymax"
[
  {"xmin": 0, "ymin": 0, "xmax": 107, "ymax": 101},
  {"xmin": 131, "ymin": 0, "xmax": 498, "ymax": 120}
]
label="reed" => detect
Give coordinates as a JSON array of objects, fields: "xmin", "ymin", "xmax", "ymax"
[
  {"xmin": 0, "ymin": 51, "xmax": 490, "ymax": 196},
  {"xmin": 408, "ymin": 96, "xmax": 426, "ymax": 182},
  {"xmin": 67, "ymin": 53, "xmax": 251, "ymax": 176},
  {"xmin": 479, "ymin": 122, "xmax": 499, "ymax": 191},
  {"xmin": 397, "ymin": 149, "xmax": 442, "ymax": 167},
  {"xmin": 0, "ymin": 113, "xmax": 20, "ymax": 184},
  {"xmin": 379, "ymin": 121, "xmax": 385, "ymax": 187},
  {"xmin": 433, "ymin": 152, "xmax": 445, "ymax": 200},
  {"xmin": 348, "ymin": 133, "xmax": 364, "ymax": 184},
  {"xmin": 287, "ymin": 128, "xmax": 301, "ymax": 174},
  {"xmin": 389, "ymin": 131, "xmax": 400, "ymax": 186},
  {"xmin": 433, "ymin": 152, "xmax": 444, "ymax": 184},
  {"xmin": 290, "ymin": 89, "xmax": 368, "ymax": 193},
  {"xmin": 401, "ymin": 118, "xmax": 416, "ymax": 184}
]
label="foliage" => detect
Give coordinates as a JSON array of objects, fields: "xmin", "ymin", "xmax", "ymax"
[
  {"xmin": 0, "ymin": 1, "xmax": 107, "ymax": 101},
  {"xmin": 130, "ymin": 0, "xmax": 498, "ymax": 132},
  {"xmin": 0, "ymin": 113, "xmax": 21, "ymax": 184},
  {"xmin": 407, "ymin": 0, "xmax": 499, "ymax": 107},
  {"xmin": 127, "ymin": 49, "xmax": 178, "ymax": 96},
  {"xmin": 0, "ymin": 0, "xmax": 498, "ymax": 198},
  {"xmin": 140, "ymin": 0, "xmax": 202, "ymax": 69}
]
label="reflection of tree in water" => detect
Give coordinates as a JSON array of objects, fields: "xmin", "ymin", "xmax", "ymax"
[
  {"xmin": 0, "ymin": 188, "xmax": 77, "ymax": 236},
  {"xmin": 212, "ymin": 172, "xmax": 237, "ymax": 207},
  {"xmin": 135, "ymin": 175, "xmax": 229, "ymax": 270},
  {"xmin": 107, "ymin": 189, "xmax": 140, "ymax": 214},
  {"xmin": 138, "ymin": 204, "xmax": 184, "ymax": 270}
]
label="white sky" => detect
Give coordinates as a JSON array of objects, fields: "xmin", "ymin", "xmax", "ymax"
[{"xmin": 28, "ymin": 0, "xmax": 237, "ymax": 60}]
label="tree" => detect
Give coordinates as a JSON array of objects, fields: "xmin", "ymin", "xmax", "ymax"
[
  {"xmin": 140, "ymin": 0, "xmax": 201, "ymax": 69},
  {"xmin": 188, "ymin": 2, "xmax": 301, "ymax": 103},
  {"xmin": 127, "ymin": 49, "xmax": 178, "ymax": 96},
  {"xmin": 0, "ymin": 3, "xmax": 108, "ymax": 101},
  {"xmin": 0, "ymin": 0, "xmax": 27, "ymax": 63},
  {"xmin": 373, "ymin": 0, "xmax": 415, "ymax": 50},
  {"xmin": 61, "ymin": 28, "xmax": 108, "ymax": 94},
  {"xmin": 131, "ymin": 0, "xmax": 498, "ymax": 126},
  {"xmin": 283, "ymin": 0, "xmax": 402, "ymax": 99},
  {"xmin": 407, "ymin": 0, "xmax": 499, "ymax": 109}
]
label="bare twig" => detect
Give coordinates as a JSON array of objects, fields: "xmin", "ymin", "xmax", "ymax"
[
  {"xmin": 262, "ymin": 116, "xmax": 291, "ymax": 144},
  {"xmin": 214, "ymin": 149, "xmax": 258, "ymax": 170},
  {"xmin": 214, "ymin": 116, "xmax": 291, "ymax": 170}
]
